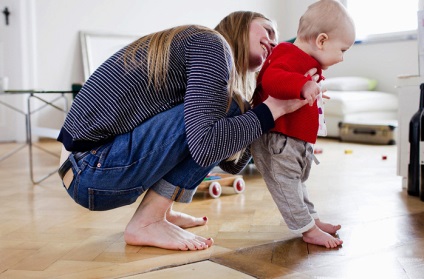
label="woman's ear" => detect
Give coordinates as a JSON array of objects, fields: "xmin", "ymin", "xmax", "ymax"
[{"xmin": 315, "ymin": 33, "xmax": 328, "ymax": 50}]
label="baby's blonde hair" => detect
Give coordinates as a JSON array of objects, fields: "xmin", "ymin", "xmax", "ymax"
[{"xmin": 297, "ymin": 0, "xmax": 354, "ymax": 41}]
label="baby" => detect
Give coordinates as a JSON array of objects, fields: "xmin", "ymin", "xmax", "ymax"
[{"xmin": 251, "ymin": 0, "xmax": 355, "ymax": 248}]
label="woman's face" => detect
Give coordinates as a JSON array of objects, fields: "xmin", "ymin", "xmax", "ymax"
[{"xmin": 248, "ymin": 18, "xmax": 277, "ymax": 72}]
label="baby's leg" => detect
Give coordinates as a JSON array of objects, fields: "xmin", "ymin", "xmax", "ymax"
[
  {"xmin": 252, "ymin": 135, "xmax": 316, "ymax": 235},
  {"xmin": 302, "ymin": 225, "xmax": 343, "ymax": 248},
  {"xmin": 301, "ymin": 184, "xmax": 341, "ymax": 235},
  {"xmin": 315, "ymin": 219, "xmax": 341, "ymax": 234}
]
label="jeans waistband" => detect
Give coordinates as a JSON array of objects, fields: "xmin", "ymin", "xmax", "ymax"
[{"xmin": 58, "ymin": 151, "xmax": 87, "ymax": 179}]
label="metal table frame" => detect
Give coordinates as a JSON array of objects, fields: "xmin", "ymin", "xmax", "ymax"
[{"xmin": 0, "ymin": 90, "xmax": 75, "ymax": 184}]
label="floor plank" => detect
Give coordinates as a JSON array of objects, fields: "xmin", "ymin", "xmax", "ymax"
[{"xmin": 0, "ymin": 138, "xmax": 423, "ymax": 278}]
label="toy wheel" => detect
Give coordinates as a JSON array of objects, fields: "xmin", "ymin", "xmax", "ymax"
[
  {"xmin": 208, "ymin": 182, "xmax": 222, "ymax": 198},
  {"xmin": 232, "ymin": 177, "xmax": 245, "ymax": 194}
]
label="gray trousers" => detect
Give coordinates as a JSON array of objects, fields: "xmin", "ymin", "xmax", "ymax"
[{"xmin": 251, "ymin": 133, "xmax": 318, "ymax": 234}]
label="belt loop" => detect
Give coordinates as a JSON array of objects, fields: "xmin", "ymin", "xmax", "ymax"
[
  {"xmin": 69, "ymin": 152, "xmax": 84, "ymax": 172},
  {"xmin": 69, "ymin": 152, "xmax": 78, "ymax": 167}
]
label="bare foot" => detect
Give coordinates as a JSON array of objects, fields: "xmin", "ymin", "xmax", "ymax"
[
  {"xmin": 315, "ymin": 219, "xmax": 341, "ymax": 234},
  {"xmin": 124, "ymin": 218, "xmax": 214, "ymax": 250},
  {"xmin": 166, "ymin": 209, "xmax": 208, "ymax": 229},
  {"xmin": 302, "ymin": 225, "xmax": 343, "ymax": 248},
  {"xmin": 124, "ymin": 189, "xmax": 213, "ymax": 251}
]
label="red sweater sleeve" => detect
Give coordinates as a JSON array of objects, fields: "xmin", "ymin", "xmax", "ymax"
[{"xmin": 261, "ymin": 49, "xmax": 312, "ymax": 100}]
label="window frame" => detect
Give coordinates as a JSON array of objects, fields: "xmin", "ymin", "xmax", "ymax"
[{"xmin": 343, "ymin": 0, "xmax": 418, "ymax": 44}]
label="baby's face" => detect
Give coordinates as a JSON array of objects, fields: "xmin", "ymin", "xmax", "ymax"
[{"xmin": 314, "ymin": 28, "xmax": 355, "ymax": 70}]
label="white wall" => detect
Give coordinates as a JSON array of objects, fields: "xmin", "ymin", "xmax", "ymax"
[
  {"xmin": 326, "ymin": 40, "xmax": 419, "ymax": 94},
  {"xmin": 32, "ymin": 0, "xmax": 281, "ymax": 89},
  {"xmin": 276, "ymin": 0, "xmax": 315, "ymax": 41},
  {"xmin": 275, "ymin": 0, "xmax": 419, "ymax": 94},
  {"xmin": 33, "ymin": 0, "xmax": 418, "ymax": 94},
  {"xmin": 0, "ymin": 0, "xmax": 420, "ymax": 142},
  {"xmin": 0, "ymin": 0, "xmax": 35, "ymax": 142},
  {"xmin": 1, "ymin": 0, "xmax": 281, "ymax": 141}
]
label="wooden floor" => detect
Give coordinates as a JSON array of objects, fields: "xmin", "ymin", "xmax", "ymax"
[{"xmin": 1, "ymin": 138, "xmax": 424, "ymax": 279}]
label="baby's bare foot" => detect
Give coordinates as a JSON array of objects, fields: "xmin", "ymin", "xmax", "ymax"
[
  {"xmin": 302, "ymin": 225, "xmax": 343, "ymax": 248},
  {"xmin": 166, "ymin": 209, "xmax": 208, "ymax": 229},
  {"xmin": 315, "ymin": 219, "xmax": 341, "ymax": 234},
  {"xmin": 124, "ymin": 219, "xmax": 213, "ymax": 250}
]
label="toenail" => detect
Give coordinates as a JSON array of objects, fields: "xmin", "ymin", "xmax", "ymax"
[{"xmin": 203, "ymin": 216, "xmax": 208, "ymax": 221}]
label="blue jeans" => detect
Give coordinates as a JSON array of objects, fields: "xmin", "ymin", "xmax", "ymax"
[{"xmin": 63, "ymin": 101, "xmax": 241, "ymax": 211}]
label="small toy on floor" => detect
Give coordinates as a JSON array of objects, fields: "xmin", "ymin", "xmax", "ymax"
[{"xmin": 197, "ymin": 173, "xmax": 245, "ymax": 198}]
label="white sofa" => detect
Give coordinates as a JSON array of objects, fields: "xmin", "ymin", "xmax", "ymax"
[{"xmin": 321, "ymin": 77, "xmax": 399, "ymax": 137}]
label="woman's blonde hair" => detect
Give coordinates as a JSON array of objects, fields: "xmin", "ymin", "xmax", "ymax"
[
  {"xmin": 123, "ymin": 11, "xmax": 276, "ymax": 162},
  {"xmin": 215, "ymin": 11, "xmax": 275, "ymax": 107},
  {"xmin": 215, "ymin": 11, "xmax": 276, "ymax": 161},
  {"xmin": 123, "ymin": 25, "xmax": 219, "ymax": 90}
]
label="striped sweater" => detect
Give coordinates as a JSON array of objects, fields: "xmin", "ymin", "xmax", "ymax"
[{"xmin": 58, "ymin": 26, "xmax": 274, "ymax": 174}]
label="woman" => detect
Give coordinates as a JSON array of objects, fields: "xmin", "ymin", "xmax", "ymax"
[{"xmin": 58, "ymin": 11, "xmax": 315, "ymax": 251}]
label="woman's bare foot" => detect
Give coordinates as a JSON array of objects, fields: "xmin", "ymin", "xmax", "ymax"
[
  {"xmin": 166, "ymin": 208, "xmax": 208, "ymax": 229},
  {"xmin": 124, "ymin": 218, "xmax": 213, "ymax": 250},
  {"xmin": 315, "ymin": 219, "xmax": 341, "ymax": 234},
  {"xmin": 302, "ymin": 225, "xmax": 343, "ymax": 248},
  {"xmin": 124, "ymin": 189, "xmax": 213, "ymax": 251}
]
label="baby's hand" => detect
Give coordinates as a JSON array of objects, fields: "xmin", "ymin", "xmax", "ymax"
[{"xmin": 301, "ymin": 81, "xmax": 321, "ymax": 106}]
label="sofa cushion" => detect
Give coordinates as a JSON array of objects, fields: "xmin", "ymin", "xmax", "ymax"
[
  {"xmin": 324, "ymin": 90, "xmax": 398, "ymax": 116},
  {"xmin": 322, "ymin": 76, "xmax": 378, "ymax": 91}
]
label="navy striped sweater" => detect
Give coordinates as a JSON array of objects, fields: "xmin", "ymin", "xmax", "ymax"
[{"xmin": 58, "ymin": 26, "xmax": 274, "ymax": 174}]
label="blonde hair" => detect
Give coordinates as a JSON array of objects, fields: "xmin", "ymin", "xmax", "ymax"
[
  {"xmin": 297, "ymin": 0, "xmax": 354, "ymax": 41},
  {"xmin": 123, "ymin": 11, "xmax": 276, "ymax": 162},
  {"xmin": 124, "ymin": 25, "xmax": 220, "ymax": 91},
  {"xmin": 123, "ymin": 11, "xmax": 275, "ymax": 109},
  {"xmin": 215, "ymin": 11, "xmax": 275, "ymax": 106},
  {"xmin": 215, "ymin": 11, "xmax": 276, "ymax": 162}
]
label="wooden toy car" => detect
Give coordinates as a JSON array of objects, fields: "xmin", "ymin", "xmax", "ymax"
[{"xmin": 197, "ymin": 173, "xmax": 246, "ymax": 198}]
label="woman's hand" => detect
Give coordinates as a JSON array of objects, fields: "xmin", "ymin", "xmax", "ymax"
[
  {"xmin": 263, "ymin": 96, "xmax": 308, "ymax": 120},
  {"xmin": 263, "ymin": 68, "xmax": 324, "ymax": 120}
]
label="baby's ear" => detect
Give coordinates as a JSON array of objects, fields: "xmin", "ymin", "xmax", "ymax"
[{"xmin": 316, "ymin": 33, "xmax": 328, "ymax": 49}]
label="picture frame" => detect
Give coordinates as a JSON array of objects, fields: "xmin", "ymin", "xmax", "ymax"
[{"xmin": 80, "ymin": 31, "xmax": 140, "ymax": 81}]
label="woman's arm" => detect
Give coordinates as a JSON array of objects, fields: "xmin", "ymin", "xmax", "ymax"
[
  {"xmin": 263, "ymin": 97, "xmax": 309, "ymax": 120},
  {"xmin": 184, "ymin": 33, "xmax": 264, "ymax": 168},
  {"xmin": 183, "ymin": 34, "xmax": 318, "ymax": 168},
  {"xmin": 218, "ymin": 148, "xmax": 252, "ymax": 174}
]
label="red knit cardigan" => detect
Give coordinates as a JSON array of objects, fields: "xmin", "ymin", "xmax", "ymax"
[{"xmin": 253, "ymin": 43, "xmax": 324, "ymax": 144}]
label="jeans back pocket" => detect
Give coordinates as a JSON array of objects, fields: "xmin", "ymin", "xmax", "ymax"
[{"xmin": 88, "ymin": 186, "xmax": 145, "ymax": 211}]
